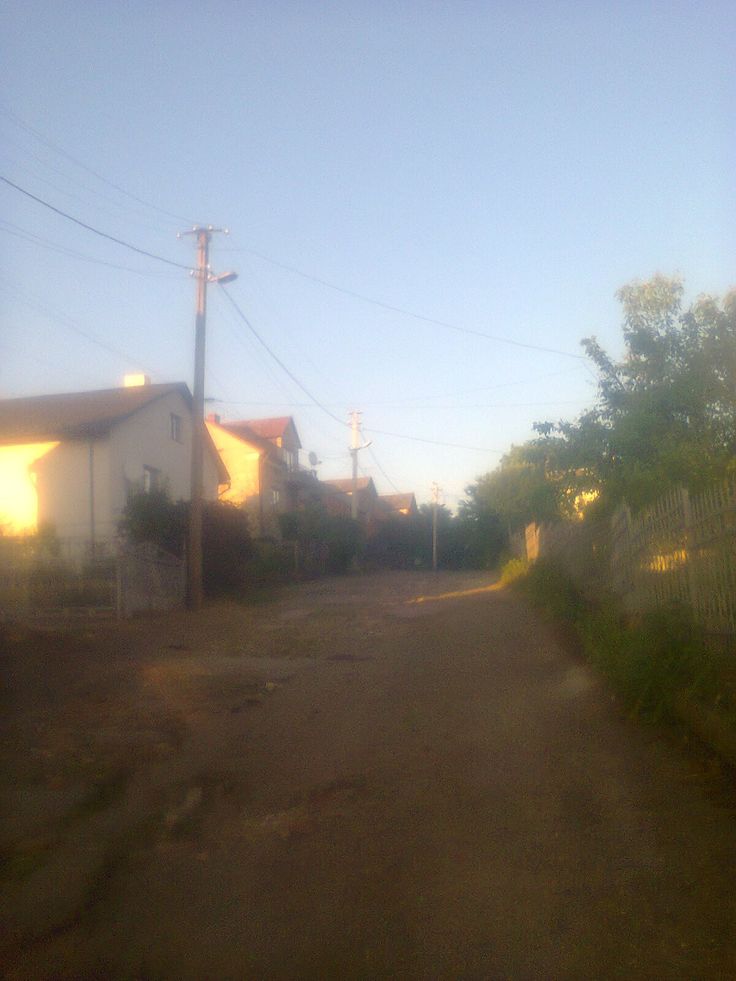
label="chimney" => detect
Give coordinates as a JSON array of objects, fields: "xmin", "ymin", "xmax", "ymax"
[
  {"xmin": 206, "ymin": 412, "xmax": 221, "ymax": 424},
  {"xmin": 123, "ymin": 374, "xmax": 151, "ymax": 387}
]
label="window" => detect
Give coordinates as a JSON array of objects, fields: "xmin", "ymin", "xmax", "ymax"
[
  {"xmin": 271, "ymin": 489, "xmax": 281, "ymax": 508},
  {"xmin": 170, "ymin": 413, "xmax": 182, "ymax": 443},
  {"xmin": 142, "ymin": 465, "xmax": 161, "ymax": 493}
]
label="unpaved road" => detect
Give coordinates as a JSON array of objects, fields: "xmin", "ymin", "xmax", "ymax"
[{"xmin": 2, "ymin": 571, "xmax": 735, "ymax": 979}]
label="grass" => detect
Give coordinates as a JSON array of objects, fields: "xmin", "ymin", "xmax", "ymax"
[{"xmin": 508, "ymin": 558, "xmax": 733, "ymax": 725}]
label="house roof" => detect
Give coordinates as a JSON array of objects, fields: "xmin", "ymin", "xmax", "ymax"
[
  {"xmin": 213, "ymin": 420, "xmax": 275, "ymax": 454},
  {"xmin": 0, "ymin": 383, "xmax": 229, "ymax": 483},
  {"xmin": 236, "ymin": 416, "xmax": 302, "ymax": 448},
  {"xmin": 324, "ymin": 477, "xmax": 377, "ymax": 496},
  {"xmin": 0, "ymin": 383, "xmax": 191, "ymax": 443},
  {"xmin": 380, "ymin": 493, "xmax": 417, "ymax": 513}
]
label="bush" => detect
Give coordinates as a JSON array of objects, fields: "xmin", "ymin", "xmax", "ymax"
[
  {"xmin": 499, "ymin": 557, "xmax": 531, "ymax": 586},
  {"xmin": 511, "ymin": 559, "xmax": 727, "ymax": 721},
  {"xmin": 201, "ymin": 501, "xmax": 254, "ymax": 594},
  {"xmin": 119, "ymin": 491, "xmax": 254, "ymax": 596},
  {"xmin": 118, "ymin": 489, "xmax": 186, "ymax": 556},
  {"xmin": 278, "ymin": 510, "xmax": 362, "ymax": 574}
]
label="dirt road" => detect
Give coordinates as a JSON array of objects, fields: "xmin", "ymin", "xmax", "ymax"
[{"xmin": 2, "ymin": 571, "xmax": 735, "ymax": 979}]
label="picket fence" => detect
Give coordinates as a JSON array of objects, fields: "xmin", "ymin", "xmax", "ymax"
[{"xmin": 519, "ymin": 478, "xmax": 736, "ymax": 638}]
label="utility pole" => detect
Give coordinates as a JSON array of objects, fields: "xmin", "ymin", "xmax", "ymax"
[
  {"xmin": 179, "ymin": 225, "xmax": 236, "ymax": 610},
  {"xmin": 349, "ymin": 410, "xmax": 371, "ymax": 521},
  {"xmin": 431, "ymin": 481, "xmax": 441, "ymax": 573}
]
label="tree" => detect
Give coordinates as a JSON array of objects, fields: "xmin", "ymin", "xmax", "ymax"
[
  {"xmin": 540, "ymin": 275, "xmax": 736, "ymax": 512},
  {"xmin": 461, "ymin": 441, "xmax": 571, "ymax": 534}
]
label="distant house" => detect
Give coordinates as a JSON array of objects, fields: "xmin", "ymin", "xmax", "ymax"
[
  {"xmin": 317, "ymin": 480, "xmax": 352, "ymax": 519},
  {"xmin": 206, "ymin": 414, "xmax": 304, "ymax": 537},
  {"xmin": 0, "ymin": 380, "xmax": 227, "ymax": 547},
  {"xmin": 379, "ymin": 493, "xmax": 418, "ymax": 518},
  {"xmin": 323, "ymin": 476, "xmax": 383, "ymax": 534}
]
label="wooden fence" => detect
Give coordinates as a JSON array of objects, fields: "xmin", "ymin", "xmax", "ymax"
[
  {"xmin": 0, "ymin": 538, "xmax": 184, "ymax": 620},
  {"xmin": 609, "ymin": 481, "xmax": 736, "ymax": 635},
  {"xmin": 116, "ymin": 543, "xmax": 185, "ymax": 616},
  {"xmin": 519, "ymin": 477, "xmax": 736, "ymax": 638}
]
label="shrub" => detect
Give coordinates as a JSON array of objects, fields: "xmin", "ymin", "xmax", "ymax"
[
  {"xmin": 511, "ymin": 559, "xmax": 727, "ymax": 721},
  {"xmin": 499, "ymin": 557, "xmax": 530, "ymax": 586},
  {"xmin": 278, "ymin": 510, "xmax": 362, "ymax": 574},
  {"xmin": 119, "ymin": 491, "xmax": 254, "ymax": 596}
]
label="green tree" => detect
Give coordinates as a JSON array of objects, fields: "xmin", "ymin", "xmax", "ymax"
[
  {"xmin": 541, "ymin": 275, "xmax": 736, "ymax": 512},
  {"xmin": 462, "ymin": 441, "xmax": 571, "ymax": 534}
]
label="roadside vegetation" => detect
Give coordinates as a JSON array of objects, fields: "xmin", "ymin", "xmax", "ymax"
[
  {"xmin": 507, "ymin": 558, "xmax": 736, "ymax": 763},
  {"xmin": 460, "ymin": 275, "xmax": 736, "ymax": 759}
]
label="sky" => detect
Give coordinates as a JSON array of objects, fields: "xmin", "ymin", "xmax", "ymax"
[{"xmin": 1, "ymin": 1, "xmax": 734, "ymax": 509}]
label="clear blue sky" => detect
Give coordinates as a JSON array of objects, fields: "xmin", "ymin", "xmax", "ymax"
[{"xmin": 1, "ymin": 1, "xmax": 734, "ymax": 508}]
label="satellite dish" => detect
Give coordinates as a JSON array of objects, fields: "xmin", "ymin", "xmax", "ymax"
[{"xmin": 308, "ymin": 451, "xmax": 320, "ymax": 467}]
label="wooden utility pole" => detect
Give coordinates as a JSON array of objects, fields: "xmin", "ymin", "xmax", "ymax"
[
  {"xmin": 185, "ymin": 227, "xmax": 211, "ymax": 609},
  {"xmin": 180, "ymin": 225, "xmax": 234, "ymax": 609},
  {"xmin": 431, "ymin": 481, "xmax": 441, "ymax": 573},
  {"xmin": 349, "ymin": 410, "xmax": 371, "ymax": 521}
]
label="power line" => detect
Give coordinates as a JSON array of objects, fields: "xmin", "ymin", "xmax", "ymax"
[
  {"xmin": 0, "ymin": 145, "xmax": 174, "ymax": 236},
  {"xmin": 364, "ymin": 426, "xmax": 503, "ymax": 453},
  {"xmin": 217, "ymin": 286, "xmax": 348, "ymax": 428},
  {"xmin": 0, "ymin": 175, "xmax": 192, "ymax": 271},
  {"xmin": 0, "ymin": 273, "xmax": 163, "ymax": 377},
  {"xmin": 222, "ymin": 245, "xmax": 586, "ymax": 360},
  {"xmin": 356, "ymin": 365, "xmax": 588, "ymax": 404},
  {"xmin": 367, "ymin": 445, "xmax": 402, "ymax": 493},
  {"xmin": 0, "ymin": 220, "xmax": 180, "ymax": 277},
  {"xmin": 0, "ymin": 104, "xmax": 196, "ymax": 226}
]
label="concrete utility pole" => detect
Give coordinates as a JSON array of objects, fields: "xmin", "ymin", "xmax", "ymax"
[
  {"xmin": 349, "ymin": 410, "xmax": 371, "ymax": 521},
  {"xmin": 179, "ymin": 225, "xmax": 236, "ymax": 610},
  {"xmin": 431, "ymin": 481, "xmax": 441, "ymax": 573}
]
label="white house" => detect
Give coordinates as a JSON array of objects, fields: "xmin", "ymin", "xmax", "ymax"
[{"xmin": 0, "ymin": 380, "xmax": 228, "ymax": 547}]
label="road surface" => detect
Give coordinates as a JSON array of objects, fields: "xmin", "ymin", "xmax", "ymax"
[{"xmin": 2, "ymin": 571, "xmax": 735, "ymax": 978}]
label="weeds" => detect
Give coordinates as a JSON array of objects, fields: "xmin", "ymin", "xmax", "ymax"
[{"xmin": 512, "ymin": 559, "xmax": 732, "ymax": 724}]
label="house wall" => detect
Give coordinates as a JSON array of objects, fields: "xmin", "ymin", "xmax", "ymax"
[
  {"xmin": 110, "ymin": 390, "xmax": 192, "ymax": 511},
  {"xmin": 109, "ymin": 390, "xmax": 221, "ymax": 524},
  {"xmin": 0, "ymin": 441, "xmax": 60, "ymax": 534},
  {"xmin": 34, "ymin": 437, "xmax": 112, "ymax": 540},
  {"xmin": 207, "ymin": 421, "xmax": 285, "ymax": 538},
  {"xmin": 2, "ymin": 391, "xmax": 221, "ymax": 545},
  {"xmin": 277, "ymin": 421, "xmax": 300, "ymax": 472}
]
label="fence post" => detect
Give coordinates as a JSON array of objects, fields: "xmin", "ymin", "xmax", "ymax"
[{"xmin": 678, "ymin": 486, "xmax": 698, "ymax": 617}]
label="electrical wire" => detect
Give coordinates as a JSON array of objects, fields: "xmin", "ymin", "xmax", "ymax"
[
  {"xmin": 363, "ymin": 426, "xmax": 503, "ymax": 453},
  {"xmin": 367, "ymin": 445, "xmax": 402, "ymax": 493},
  {"xmin": 0, "ymin": 273, "xmax": 163, "ymax": 377},
  {"xmin": 0, "ymin": 220, "xmax": 180, "ymax": 277},
  {"xmin": 217, "ymin": 286, "xmax": 348, "ymax": 428},
  {"xmin": 353, "ymin": 365, "xmax": 588, "ymax": 404},
  {"xmin": 0, "ymin": 104, "xmax": 196, "ymax": 226},
  {"xmin": 0, "ymin": 146, "xmax": 175, "ymax": 236},
  {"xmin": 0, "ymin": 175, "xmax": 192, "ymax": 271},
  {"xmin": 221, "ymin": 245, "xmax": 587, "ymax": 360}
]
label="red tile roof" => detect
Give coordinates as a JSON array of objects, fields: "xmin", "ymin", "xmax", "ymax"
[
  {"xmin": 215, "ymin": 420, "xmax": 274, "ymax": 452},
  {"xmin": 239, "ymin": 416, "xmax": 300, "ymax": 444}
]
